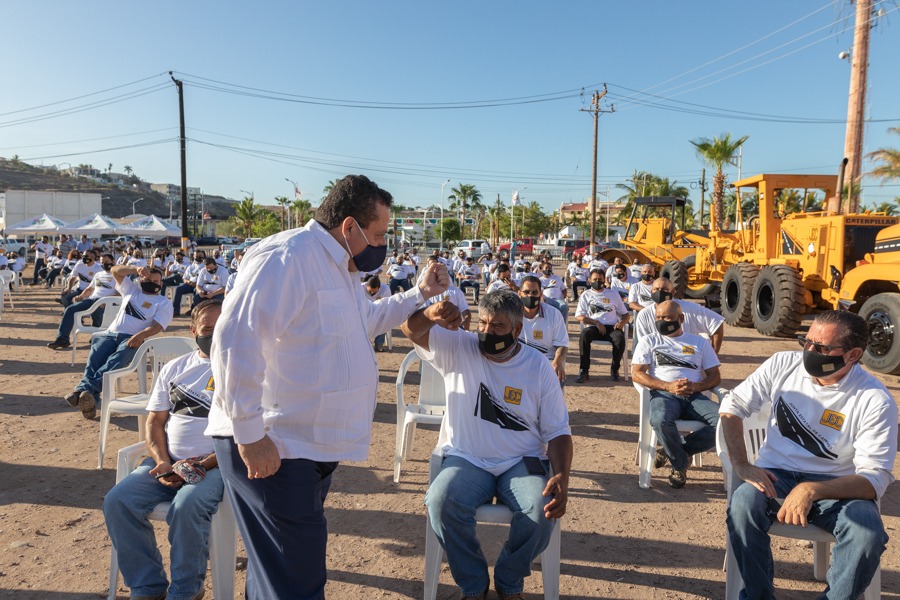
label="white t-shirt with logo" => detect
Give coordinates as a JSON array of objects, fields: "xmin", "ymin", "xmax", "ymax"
[
  {"xmin": 575, "ymin": 288, "xmax": 628, "ymax": 326},
  {"xmin": 415, "ymin": 327, "xmax": 571, "ymax": 476},
  {"xmin": 196, "ymin": 265, "xmax": 228, "ymax": 294},
  {"xmin": 632, "ymin": 331, "xmax": 720, "ymax": 384},
  {"xmin": 34, "ymin": 241, "xmax": 54, "ymax": 259},
  {"xmin": 108, "ymin": 276, "xmax": 174, "ymax": 336},
  {"xmin": 720, "ymin": 351, "xmax": 897, "ymax": 499},
  {"xmin": 146, "ymin": 351, "xmax": 216, "ymax": 460},
  {"xmin": 70, "ymin": 260, "xmax": 101, "ymax": 292},
  {"xmin": 539, "ymin": 274, "xmax": 566, "ymax": 300},
  {"xmin": 457, "ymin": 264, "xmax": 481, "ymax": 281},
  {"xmin": 567, "ymin": 262, "xmax": 588, "ymax": 282},
  {"xmin": 608, "ymin": 276, "xmax": 631, "ymax": 301},
  {"xmin": 519, "ymin": 304, "xmax": 569, "ymax": 360},
  {"xmin": 486, "ymin": 279, "xmax": 513, "ymax": 294},
  {"xmin": 634, "ymin": 299, "xmax": 723, "ymax": 344},
  {"xmin": 425, "ymin": 285, "xmax": 470, "ymax": 314},
  {"xmin": 628, "ymin": 280, "xmax": 654, "ymax": 308},
  {"xmin": 87, "ymin": 270, "xmax": 118, "ymax": 300}
]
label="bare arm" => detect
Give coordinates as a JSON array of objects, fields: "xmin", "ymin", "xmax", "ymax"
[
  {"xmin": 628, "ymin": 301, "xmax": 644, "ymax": 312},
  {"xmin": 146, "ymin": 410, "xmax": 181, "ymax": 488},
  {"xmin": 551, "ymin": 346, "xmax": 567, "ymax": 383},
  {"xmin": 111, "ymin": 264, "xmax": 138, "ymax": 284},
  {"xmin": 721, "ymin": 413, "xmax": 778, "ymax": 499},
  {"xmin": 126, "ymin": 322, "xmax": 163, "ymax": 349},
  {"xmin": 543, "ymin": 434, "xmax": 573, "ymax": 519},
  {"xmin": 400, "ymin": 301, "xmax": 462, "ymax": 352},
  {"xmin": 711, "ymin": 323, "xmax": 724, "ymax": 353}
]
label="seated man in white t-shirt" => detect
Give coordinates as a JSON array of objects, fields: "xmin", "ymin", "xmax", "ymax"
[
  {"xmin": 720, "ymin": 311, "xmax": 896, "ymax": 599},
  {"xmin": 607, "ymin": 263, "xmax": 633, "ymax": 302},
  {"xmin": 63, "ymin": 265, "xmax": 174, "ymax": 419},
  {"xmin": 633, "ymin": 277, "xmax": 724, "ymax": 353},
  {"xmin": 47, "ymin": 254, "xmax": 119, "ymax": 350},
  {"xmin": 363, "ymin": 276, "xmax": 392, "ymax": 351},
  {"xmin": 486, "ymin": 263, "xmax": 519, "ymax": 294},
  {"xmin": 456, "ymin": 257, "xmax": 481, "ymax": 303},
  {"xmin": 538, "ymin": 264, "xmax": 568, "ymax": 321},
  {"xmin": 103, "ymin": 299, "xmax": 223, "ymax": 600},
  {"xmin": 566, "ymin": 259, "xmax": 588, "ymax": 300},
  {"xmin": 193, "ymin": 258, "xmax": 228, "ymax": 307},
  {"xmin": 518, "ymin": 276, "xmax": 569, "ymax": 385},
  {"xmin": 402, "ymin": 290, "xmax": 572, "ymax": 600},
  {"xmin": 627, "ymin": 264, "xmax": 656, "ymax": 312},
  {"xmin": 631, "ymin": 300, "xmax": 721, "ymax": 489}
]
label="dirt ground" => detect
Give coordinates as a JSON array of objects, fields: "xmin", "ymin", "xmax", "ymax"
[{"xmin": 1, "ymin": 280, "xmax": 899, "ymax": 599}]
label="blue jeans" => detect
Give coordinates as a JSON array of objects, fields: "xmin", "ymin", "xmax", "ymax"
[
  {"xmin": 727, "ymin": 468, "xmax": 887, "ymax": 600},
  {"xmin": 425, "ymin": 455, "xmax": 554, "ymax": 597},
  {"xmin": 56, "ymin": 298, "xmax": 103, "ymax": 341},
  {"xmin": 61, "ymin": 289, "xmax": 81, "ymax": 307},
  {"xmin": 213, "ymin": 437, "xmax": 337, "ymax": 600},
  {"xmin": 171, "ymin": 283, "xmax": 194, "ymax": 315},
  {"xmin": 648, "ymin": 390, "xmax": 719, "ymax": 471},
  {"xmin": 103, "ymin": 457, "xmax": 224, "ymax": 600},
  {"xmin": 542, "ymin": 297, "xmax": 569, "ymax": 321},
  {"xmin": 459, "ymin": 280, "xmax": 480, "ymax": 302},
  {"xmin": 373, "ymin": 333, "xmax": 386, "ymax": 348},
  {"xmin": 389, "ymin": 277, "xmax": 411, "ymax": 295},
  {"xmin": 76, "ymin": 332, "xmax": 138, "ymax": 397}
]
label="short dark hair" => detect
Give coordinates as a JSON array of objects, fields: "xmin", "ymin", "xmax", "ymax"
[
  {"xmin": 315, "ymin": 174, "xmax": 393, "ymax": 229},
  {"xmin": 520, "ymin": 275, "xmax": 541, "ymax": 287},
  {"xmin": 192, "ymin": 298, "xmax": 223, "ymax": 325},
  {"xmin": 589, "ymin": 268, "xmax": 605, "ymax": 278},
  {"xmin": 101, "ymin": 253, "xmax": 114, "ymax": 262},
  {"xmin": 204, "ymin": 257, "xmax": 217, "ymax": 267},
  {"xmin": 366, "ymin": 276, "xmax": 381, "ymax": 288},
  {"xmin": 479, "ymin": 290, "xmax": 524, "ymax": 324},
  {"xmin": 614, "ymin": 264, "xmax": 627, "ymax": 272},
  {"xmin": 814, "ymin": 311, "xmax": 868, "ymax": 351},
  {"xmin": 497, "ymin": 264, "xmax": 510, "ymax": 273}
]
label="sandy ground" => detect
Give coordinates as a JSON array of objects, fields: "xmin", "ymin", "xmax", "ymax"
[{"xmin": 1, "ymin": 279, "xmax": 899, "ymax": 599}]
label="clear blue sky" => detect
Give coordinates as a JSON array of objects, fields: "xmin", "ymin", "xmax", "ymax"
[{"xmin": 2, "ymin": 1, "xmax": 898, "ymax": 214}]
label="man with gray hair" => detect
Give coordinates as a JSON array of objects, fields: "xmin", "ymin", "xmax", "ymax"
[
  {"xmin": 721, "ymin": 310, "xmax": 897, "ymax": 599},
  {"xmin": 402, "ymin": 290, "xmax": 572, "ymax": 600}
]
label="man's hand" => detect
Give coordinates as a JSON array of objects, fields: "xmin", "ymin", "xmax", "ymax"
[
  {"xmin": 779, "ymin": 483, "xmax": 815, "ymax": 527},
  {"xmin": 418, "ymin": 262, "xmax": 450, "ymax": 299},
  {"xmin": 668, "ymin": 378, "xmax": 692, "ymax": 396},
  {"xmin": 734, "ymin": 462, "xmax": 778, "ymax": 498},
  {"xmin": 552, "ymin": 358, "xmax": 566, "ymax": 383},
  {"xmin": 150, "ymin": 461, "xmax": 183, "ymax": 489},
  {"xmin": 542, "ymin": 473, "xmax": 569, "ymax": 519},
  {"xmin": 126, "ymin": 332, "xmax": 147, "ymax": 349},
  {"xmin": 424, "ymin": 300, "xmax": 463, "ymax": 331},
  {"xmin": 135, "ymin": 266, "xmax": 150, "ymax": 280},
  {"xmin": 238, "ymin": 435, "xmax": 281, "ymax": 479}
]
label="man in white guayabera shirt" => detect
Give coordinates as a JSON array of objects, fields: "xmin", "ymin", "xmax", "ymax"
[
  {"xmin": 720, "ymin": 310, "xmax": 897, "ymax": 600},
  {"xmin": 206, "ymin": 174, "xmax": 450, "ymax": 600}
]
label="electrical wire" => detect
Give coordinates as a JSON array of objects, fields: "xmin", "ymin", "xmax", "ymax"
[
  {"xmin": 0, "ymin": 127, "xmax": 177, "ymax": 151},
  {"xmin": 19, "ymin": 138, "xmax": 178, "ymax": 161}
]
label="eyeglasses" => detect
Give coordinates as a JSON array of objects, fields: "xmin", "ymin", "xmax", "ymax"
[{"xmin": 797, "ymin": 335, "xmax": 847, "ymax": 355}]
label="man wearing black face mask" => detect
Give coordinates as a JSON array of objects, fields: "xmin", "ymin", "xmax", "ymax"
[
  {"xmin": 628, "ymin": 264, "xmax": 656, "ymax": 312},
  {"xmin": 48, "ymin": 254, "xmax": 118, "ymax": 350},
  {"xmin": 402, "ymin": 290, "xmax": 572, "ymax": 600},
  {"xmin": 575, "ymin": 269, "xmax": 630, "ymax": 382},
  {"xmin": 64, "ymin": 265, "xmax": 173, "ymax": 419},
  {"xmin": 171, "ymin": 251, "xmax": 206, "ymax": 318},
  {"xmin": 518, "ymin": 277, "xmax": 568, "ymax": 384},
  {"xmin": 632, "ymin": 301, "xmax": 721, "ymax": 488},
  {"xmin": 633, "ymin": 277, "xmax": 724, "ymax": 354},
  {"xmin": 205, "ymin": 174, "xmax": 450, "ymax": 600},
  {"xmin": 720, "ymin": 311, "xmax": 896, "ymax": 600},
  {"xmin": 193, "ymin": 257, "xmax": 227, "ymax": 307},
  {"xmin": 60, "ymin": 249, "xmax": 101, "ymax": 307}
]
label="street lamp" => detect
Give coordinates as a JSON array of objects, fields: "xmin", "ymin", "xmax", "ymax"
[
  {"xmin": 439, "ymin": 178, "xmax": 450, "ymax": 250},
  {"xmin": 285, "ymin": 178, "xmax": 299, "ymax": 229},
  {"xmin": 131, "ymin": 197, "xmax": 144, "ymax": 216}
]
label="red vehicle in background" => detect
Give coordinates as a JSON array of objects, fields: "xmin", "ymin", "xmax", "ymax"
[{"xmin": 497, "ymin": 237, "xmax": 538, "ymax": 258}]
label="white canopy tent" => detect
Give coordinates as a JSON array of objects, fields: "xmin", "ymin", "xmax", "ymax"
[
  {"xmin": 117, "ymin": 215, "xmax": 181, "ymax": 238},
  {"xmin": 4, "ymin": 213, "xmax": 69, "ymax": 236},
  {"xmin": 56, "ymin": 213, "xmax": 122, "ymax": 236}
]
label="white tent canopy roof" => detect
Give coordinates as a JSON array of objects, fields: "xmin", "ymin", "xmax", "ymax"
[
  {"xmin": 117, "ymin": 215, "xmax": 181, "ymax": 238},
  {"xmin": 57, "ymin": 213, "xmax": 122, "ymax": 236},
  {"xmin": 4, "ymin": 213, "xmax": 68, "ymax": 235}
]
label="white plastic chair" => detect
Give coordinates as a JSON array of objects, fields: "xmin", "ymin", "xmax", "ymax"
[
  {"xmin": 423, "ymin": 448, "xmax": 561, "ymax": 600},
  {"xmin": 394, "ymin": 351, "xmax": 446, "ymax": 483},
  {"xmin": 71, "ymin": 297, "xmax": 123, "ymax": 366},
  {"xmin": 717, "ymin": 409, "xmax": 880, "ymax": 600},
  {"xmin": 636, "ymin": 384, "xmax": 724, "ymax": 489},
  {"xmin": 0, "ymin": 271, "xmax": 14, "ymax": 318},
  {"xmin": 98, "ymin": 337, "xmax": 198, "ymax": 469},
  {"xmin": 107, "ymin": 442, "xmax": 237, "ymax": 600},
  {"xmin": 385, "ymin": 329, "xmax": 394, "ymax": 350}
]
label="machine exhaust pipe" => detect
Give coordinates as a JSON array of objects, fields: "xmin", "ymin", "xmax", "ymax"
[{"xmin": 836, "ymin": 157, "xmax": 848, "ymax": 212}]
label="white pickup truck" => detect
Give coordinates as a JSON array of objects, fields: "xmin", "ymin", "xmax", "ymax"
[{"xmin": 1, "ymin": 237, "xmax": 28, "ymax": 257}]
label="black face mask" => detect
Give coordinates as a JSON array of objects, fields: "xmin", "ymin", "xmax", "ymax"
[
  {"xmin": 521, "ymin": 295, "xmax": 540, "ymax": 309},
  {"xmin": 195, "ymin": 257, "xmax": 203, "ymax": 262},
  {"xmin": 516, "ymin": 267, "xmax": 524, "ymax": 273},
  {"xmin": 651, "ymin": 290, "xmax": 673, "ymax": 304},
  {"xmin": 641, "ymin": 273, "xmax": 654, "ymax": 282},
  {"xmin": 84, "ymin": 257, "xmax": 94, "ymax": 264},
  {"xmin": 542, "ymin": 270, "xmax": 552, "ymax": 276},
  {"xmin": 195, "ymin": 334, "xmax": 213, "ymax": 356},
  {"xmin": 616, "ymin": 273, "xmax": 626, "ymax": 280},
  {"xmin": 206, "ymin": 270, "xmax": 217, "ymax": 275},
  {"xmin": 655, "ymin": 319, "xmax": 681, "ymax": 336},
  {"xmin": 590, "ymin": 281, "xmax": 604, "ymax": 290},
  {"xmin": 803, "ymin": 348, "xmax": 847, "ymax": 378},
  {"xmin": 102, "ymin": 264, "xmax": 112, "ymax": 272},
  {"xmin": 477, "ymin": 331, "xmax": 517, "ymax": 356},
  {"xmin": 140, "ymin": 281, "xmax": 161, "ymax": 294}
]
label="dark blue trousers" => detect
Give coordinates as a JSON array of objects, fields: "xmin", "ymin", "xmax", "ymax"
[{"xmin": 213, "ymin": 437, "xmax": 337, "ymax": 600}]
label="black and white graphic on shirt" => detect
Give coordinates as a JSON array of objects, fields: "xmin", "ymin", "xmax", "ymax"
[
  {"xmin": 96, "ymin": 279, "xmax": 112, "ymax": 289},
  {"xmin": 519, "ymin": 337, "xmax": 549, "ymax": 355},
  {"xmin": 654, "ymin": 350, "xmax": 699, "ymax": 370},
  {"xmin": 475, "ymin": 383, "xmax": 530, "ymax": 431},
  {"xmin": 774, "ymin": 396, "xmax": 838, "ymax": 460},
  {"xmin": 123, "ymin": 301, "xmax": 147, "ymax": 321},
  {"xmin": 588, "ymin": 301, "xmax": 612, "ymax": 317},
  {"xmin": 169, "ymin": 383, "xmax": 211, "ymax": 418},
  {"xmin": 639, "ymin": 294, "xmax": 651, "ymax": 302},
  {"xmin": 78, "ymin": 272, "xmax": 92, "ymax": 283}
]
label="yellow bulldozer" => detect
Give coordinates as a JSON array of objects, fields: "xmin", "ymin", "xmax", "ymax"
[{"xmin": 602, "ymin": 173, "xmax": 900, "ymax": 375}]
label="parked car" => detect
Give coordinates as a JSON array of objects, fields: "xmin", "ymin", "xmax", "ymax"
[
  {"xmin": 452, "ymin": 239, "xmax": 488, "ymax": 259},
  {"xmin": 223, "ymin": 238, "xmax": 262, "ymax": 265},
  {"xmin": 497, "ymin": 237, "xmax": 538, "ymax": 257},
  {"xmin": 156, "ymin": 236, "xmax": 183, "ymax": 247},
  {"xmin": 216, "ymin": 236, "xmax": 236, "ymax": 245},
  {"xmin": 1, "ymin": 237, "xmax": 27, "ymax": 257},
  {"xmin": 194, "ymin": 236, "xmax": 219, "ymax": 247}
]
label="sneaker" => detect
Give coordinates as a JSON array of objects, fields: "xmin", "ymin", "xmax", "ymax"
[
  {"xmin": 63, "ymin": 391, "xmax": 80, "ymax": 408},
  {"xmin": 47, "ymin": 338, "xmax": 70, "ymax": 350},
  {"xmin": 576, "ymin": 371, "xmax": 590, "ymax": 383},
  {"xmin": 79, "ymin": 391, "xmax": 96, "ymax": 420},
  {"xmin": 668, "ymin": 469, "xmax": 687, "ymax": 489},
  {"xmin": 654, "ymin": 447, "xmax": 669, "ymax": 469},
  {"xmin": 374, "ymin": 344, "xmax": 383, "ymax": 352}
]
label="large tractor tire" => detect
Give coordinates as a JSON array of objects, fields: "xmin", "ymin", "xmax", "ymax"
[
  {"xmin": 682, "ymin": 255, "xmax": 718, "ymax": 299},
  {"xmin": 720, "ymin": 263, "xmax": 758, "ymax": 327},
  {"xmin": 859, "ymin": 293, "xmax": 900, "ymax": 375},
  {"xmin": 659, "ymin": 259, "xmax": 688, "ymax": 298},
  {"xmin": 751, "ymin": 265, "xmax": 804, "ymax": 337}
]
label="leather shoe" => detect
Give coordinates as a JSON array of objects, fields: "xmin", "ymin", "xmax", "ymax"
[
  {"xmin": 460, "ymin": 584, "xmax": 488, "ymax": 599},
  {"xmin": 575, "ymin": 371, "xmax": 589, "ymax": 383},
  {"xmin": 610, "ymin": 368, "xmax": 620, "ymax": 381},
  {"xmin": 496, "ymin": 585, "xmax": 526, "ymax": 600}
]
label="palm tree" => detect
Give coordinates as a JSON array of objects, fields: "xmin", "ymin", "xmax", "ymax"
[
  {"xmin": 322, "ymin": 179, "xmax": 338, "ymax": 201},
  {"xmin": 690, "ymin": 133, "xmax": 749, "ymax": 231},
  {"xmin": 230, "ymin": 197, "xmax": 265, "ymax": 239},
  {"xmin": 291, "ymin": 198, "xmax": 313, "ymax": 227},
  {"xmin": 274, "ymin": 196, "xmax": 289, "ymax": 230},
  {"xmin": 867, "ymin": 127, "xmax": 900, "ymax": 183},
  {"xmin": 123, "ymin": 165, "xmax": 133, "ymax": 176},
  {"xmin": 447, "ymin": 183, "xmax": 482, "ymax": 238}
]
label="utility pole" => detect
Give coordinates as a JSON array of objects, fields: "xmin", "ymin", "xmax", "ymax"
[
  {"xmin": 580, "ymin": 86, "xmax": 612, "ymax": 255},
  {"xmin": 169, "ymin": 72, "xmax": 188, "ymax": 250},
  {"xmin": 495, "ymin": 194, "xmax": 501, "ymax": 249},
  {"xmin": 699, "ymin": 168, "xmax": 708, "ymax": 229},
  {"xmin": 841, "ymin": 0, "xmax": 873, "ymax": 213}
]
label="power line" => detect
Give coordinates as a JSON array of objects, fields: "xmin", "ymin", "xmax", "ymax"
[
  {"xmin": 19, "ymin": 138, "xmax": 178, "ymax": 161},
  {"xmin": 0, "ymin": 127, "xmax": 177, "ymax": 151}
]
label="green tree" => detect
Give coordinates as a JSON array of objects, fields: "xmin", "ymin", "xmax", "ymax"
[
  {"xmin": 867, "ymin": 127, "xmax": 900, "ymax": 183},
  {"xmin": 230, "ymin": 196, "xmax": 265, "ymax": 239},
  {"xmin": 253, "ymin": 212, "xmax": 282, "ymax": 238},
  {"xmin": 434, "ymin": 218, "xmax": 462, "ymax": 246},
  {"xmin": 274, "ymin": 196, "xmax": 289, "ymax": 231},
  {"xmin": 322, "ymin": 179, "xmax": 338, "ymax": 201},
  {"xmin": 448, "ymin": 183, "xmax": 482, "ymax": 238},
  {"xmin": 291, "ymin": 198, "xmax": 314, "ymax": 227},
  {"xmin": 124, "ymin": 165, "xmax": 133, "ymax": 176},
  {"xmin": 690, "ymin": 133, "xmax": 749, "ymax": 231}
]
